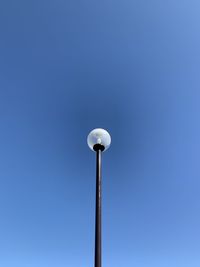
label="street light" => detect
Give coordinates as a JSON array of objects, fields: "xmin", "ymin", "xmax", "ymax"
[{"xmin": 87, "ymin": 128, "xmax": 111, "ymax": 267}]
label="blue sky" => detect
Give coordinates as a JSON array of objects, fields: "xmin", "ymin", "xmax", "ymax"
[{"xmin": 0, "ymin": 0, "xmax": 200, "ymax": 266}]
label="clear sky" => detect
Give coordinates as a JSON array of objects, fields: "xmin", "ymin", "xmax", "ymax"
[{"xmin": 0, "ymin": 0, "xmax": 200, "ymax": 266}]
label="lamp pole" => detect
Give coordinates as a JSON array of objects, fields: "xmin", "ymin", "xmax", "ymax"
[{"xmin": 87, "ymin": 129, "xmax": 111, "ymax": 267}]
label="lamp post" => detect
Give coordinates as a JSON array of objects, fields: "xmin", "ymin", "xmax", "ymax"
[{"xmin": 87, "ymin": 128, "xmax": 111, "ymax": 267}]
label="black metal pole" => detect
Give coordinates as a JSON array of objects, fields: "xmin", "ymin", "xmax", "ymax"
[{"xmin": 94, "ymin": 146, "xmax": 103, "ymax": 267}]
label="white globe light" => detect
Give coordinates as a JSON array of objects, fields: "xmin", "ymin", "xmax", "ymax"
[{"xmin": 87, "ymin": 128, "xmax": 111, "ymax": 152}]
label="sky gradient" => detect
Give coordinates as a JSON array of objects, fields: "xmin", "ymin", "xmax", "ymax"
[{"xmin": 0, "ymin": 0, "xmax": 200, "ymax": 266}]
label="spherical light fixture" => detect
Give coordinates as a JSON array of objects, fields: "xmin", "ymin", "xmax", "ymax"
[{"xmin": 87, "ymin": 128, "xmax": 111, "ymax": 152}]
